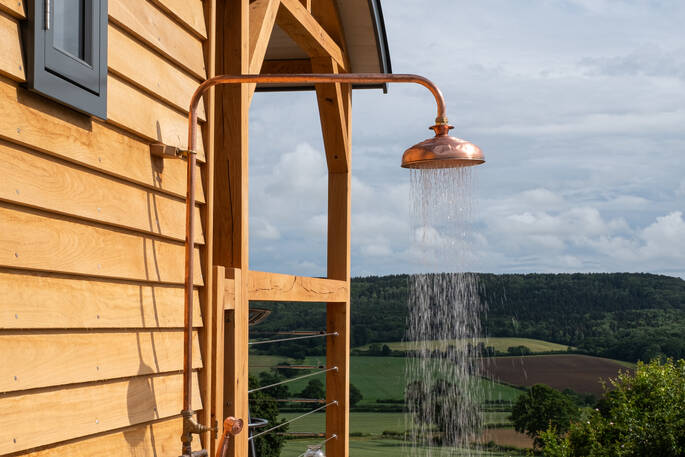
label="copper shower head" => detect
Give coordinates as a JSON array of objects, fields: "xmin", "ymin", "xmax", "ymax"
[{"xmin": 401, "ymin": 124, "xmax": 484, "ymax": 169}]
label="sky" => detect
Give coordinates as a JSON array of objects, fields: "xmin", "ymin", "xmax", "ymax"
[{"xmin": 247, "ymin": 0, "xmax": 685, "ymax": 278}]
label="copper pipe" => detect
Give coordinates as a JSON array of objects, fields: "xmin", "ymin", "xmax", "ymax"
[
  {"xmin": 216, "ymin": 417, "xmax": 244, "ymax": 457},
  {"xmin": 181, "ymin": 73, "xmax": 449, "ymax": 453}
]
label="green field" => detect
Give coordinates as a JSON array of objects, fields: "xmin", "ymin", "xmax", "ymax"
[
  {"xmin": 281, "ymin": 438, "xmax": 519, "ymax": 457},
  {"xmin": 250, "ymin": 355, "xmax": 524, "ymax": 404},
  {"xmin": 356, "ymin": 337, "xmax": 571, "ymax": 353},
  {"xmin": 280, "ymin": 412, "xmax": 513, "ymax": 436}
]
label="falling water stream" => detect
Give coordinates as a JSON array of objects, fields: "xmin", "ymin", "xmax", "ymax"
[{"xmin": 405, "ymin": 168, "xmax": 485, "ymax": 457}]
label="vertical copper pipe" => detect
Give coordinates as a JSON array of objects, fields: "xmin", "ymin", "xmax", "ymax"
[{"xmin": 181, "ymin": 73, "xmax": 448, "ymax": 454}]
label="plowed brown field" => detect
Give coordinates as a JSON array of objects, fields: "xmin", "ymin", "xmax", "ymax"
[
  {"xmin": 478, "ymin": 427, "xmax": 533, "ymax": 449},
  {"xmin": 482, "ymin": 354, "xmax": 630, "ymax": 395}
]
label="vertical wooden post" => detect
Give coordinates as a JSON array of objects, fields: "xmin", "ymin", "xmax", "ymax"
[
  {"xmin": 215, "ymin": 1, "xmax": 250, "ymax": 456},
  {"xmin": 210, "ymin": 266, "xmax": 226, "ymax": 457},
  {"xmin": 200, "ymin": 0, "xmax": 217, "ymax": 451},
  {"xmin": 316, "ymin": 61, "xmax": 352, "ymax": 457}
]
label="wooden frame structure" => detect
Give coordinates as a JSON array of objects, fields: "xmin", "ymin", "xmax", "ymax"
[
  {"xmin": 0, "ymin": 0, "xmax": 382, "ymax": 455},
  {"xmin": 209, "ymin": 3, "xmax": 353, "ymax": 457}
]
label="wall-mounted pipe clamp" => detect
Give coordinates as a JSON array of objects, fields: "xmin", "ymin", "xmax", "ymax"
[{"xmin": 150, "ymin": 143, "xmax": 192, "ymax": 159}]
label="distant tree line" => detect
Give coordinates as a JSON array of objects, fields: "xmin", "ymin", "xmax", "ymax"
[{"xmin": 250, "ymin": 273, "xmax": 685, "ymax": 363}]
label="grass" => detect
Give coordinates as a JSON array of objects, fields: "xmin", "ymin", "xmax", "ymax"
[
  {"xmin": 250, "ymin": 355, "xmax": 524, "ymax": 405},
  {"xmin": 356, "ymin": 337, "xmax": 572, "ymax": 353},
  {"xmin": 279, "ymin": 412, "xmax": 514, "ymax": 436},
  {"xmin": 281, "ymin": 438, "xmax": 523, "ymax": 457}
]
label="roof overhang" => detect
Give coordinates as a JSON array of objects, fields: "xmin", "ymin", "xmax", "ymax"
[{"xmin": 257, "ymin": 0, "xmax": 392, "ymax": 92}]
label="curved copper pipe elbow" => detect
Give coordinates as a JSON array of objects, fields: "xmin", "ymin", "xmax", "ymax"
[{"xmin": 215, "ymin": 417, "xmax": 244, "ymax": 457}]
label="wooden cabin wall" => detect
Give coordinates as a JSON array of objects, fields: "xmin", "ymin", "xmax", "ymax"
[{"xmin": 0, "ymin": 0, "xmax": 213, "ymax": 455}]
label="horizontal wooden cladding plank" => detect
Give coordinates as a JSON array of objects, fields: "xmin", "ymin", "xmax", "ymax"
[
  {"xmin": 0, "ymin": 10, "xmax": 24, "ymax": 82},
  {"xmin": 0, "ymin": 79, "xmax": 205, "ymax": 203},
  {"xmin": 0, "ymin": 0, "xmax": 25, "ymax": 19},
  {"xmin": 109, "ymin": 0, "xmax": 207, "ymax": 80},
  {"xmin": 22, "ymin": 416, "xmax": 201, "ymax": 457},
  {"xmin": 149, "ymin": 0, "xmax": 207, "ymax": 40},
  {"xmin": 245, "ymin": 270, "xmax": 349, "ymax": 303},
  {"xmin": 276, "ymin": 0, "xmax": 346, "ymax": 70},
  {"xmin": 1, "ymin": 330, "xmax": 202, "ymax": 393},
  {"xmin": 0, "ymin": 140, "xmax": 204, "ymax": 243},
  {"xmin": 107, "ymin": 74, "xmax": 206, "ymax": 161},
  {"xmin": 0, "ymin": 371, "xmax": 202, "ymax": 455},
  {"xmin": 0, "ymin": 204, "xmax": 204, "ymax": 285},
  {"xmin": 0, "ymin": 270, "xmax": 202, "ymax": 329},
  {"xmin": 108, "ymin": 24, "xmax": 206, "ymax": 121},
  {"xmin": 23, "ymin": 416, "xmax": 201, "ymax": 457}
]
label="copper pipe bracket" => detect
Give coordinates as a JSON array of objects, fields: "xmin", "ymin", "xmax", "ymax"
[{"xmin": 150, "ymin": 143, "xmax": 191, "ymax": 159}]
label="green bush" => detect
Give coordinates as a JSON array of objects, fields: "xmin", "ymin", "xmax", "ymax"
[
  {"xmin": 540, "ymin": 358, "xmax": 685, "ymax": 457},
  {"xmin": 510, "ymin": 384, "xmax": 580, "ymax": 446}
]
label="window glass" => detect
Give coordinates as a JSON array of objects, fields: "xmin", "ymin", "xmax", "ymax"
[{"xmin": 53, "ymin": 0, "xmax": 86, "ymax": 61}]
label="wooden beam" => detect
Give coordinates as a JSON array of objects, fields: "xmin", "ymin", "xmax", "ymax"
[
  {"xmin": 224, "ymin": 270, "xmax": 236, "ymax": 310},
  {"xmin": 324, "ymin": 82, "xmax": 352, "ymax": 457},
  {"xmin": 247, "ymin": 270, "xmax": 348, "ymax": 302},
  {"xmin": 0, "ymin": 270, "xmax": 201, "ymax": 329},
  {"xmin": 215, "ymin": 2, "xmax": 250, "ymax": 457},
  {"xmin": 209, "ymin": 266, "xmax": 227, "ymax": 456},
  {"xmin": 260, "ymin": 58, "xmax": 312, "ymax": 74},
  {"xmin": 311, "ymin": 0, "xmax": 350, "ymax": 71},
  {"xmin": 312, "ymin": 57, "xmax": 349, "ymax": 173},
  {"xmin": 249, "ymin": 0, "xmax": 280, "ymax": 74},
  {"xmin": 199, "ymin": 0, "xmax": 217, "ymax": 449},
  {"xmin": 276, "ymin": 0, "xmax": 346, "ymax": 70},
  {"xmin": 299, "ymin": 0, "xmax": 311, "ymax": 12},
  {"xmin": 248, "ymin": 0, "xmax": 280, "ymax": 101}
]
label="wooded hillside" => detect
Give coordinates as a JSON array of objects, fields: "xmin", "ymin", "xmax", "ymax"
[{"xmin": 251, "ymin": 273, "xmax": 685, "ymax": 362}]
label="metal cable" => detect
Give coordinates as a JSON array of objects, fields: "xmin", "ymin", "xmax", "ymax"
[
  {"xmin": 250, "ymin": 331, "xmax": 326, "ymax": 336},
  {"xmin": 248, "ymin": 367, "xmax": 338, "ymax": 394},
  {"xmin": 296, "ymin": 434, "xmax": 338, "ymax": 457},
  {"xmin": 272, "ymin": 398, "xmax": 326, "ymax": 403},
  {"xmin": 248, "ymin": 401, "xmax": 337, "ymax": 441},
  {"xmin": 248, "ymin": 332, "xmax": 338, "ymax": 346},
  {"xmin": 250, "ymin": 365, "xmax": 326, "ymax": 370}
]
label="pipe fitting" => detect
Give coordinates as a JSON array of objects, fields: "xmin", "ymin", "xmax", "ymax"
[{"xmin": 181, "ymin": 410, "xmax": 214, "ymax": 455}]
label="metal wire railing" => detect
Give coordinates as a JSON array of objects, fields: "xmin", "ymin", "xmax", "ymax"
[
  {"xmin": 296, "ymin": 434, "xmax": 338, "ymax": 457},
  {"xmin": 248, "ymin": 401, "xmax": 338, "ymax": 441},
  {"xmin": 248, "ymin": 332, "xmax": 338, "ymax": 346},
  {"xmin": 248, "ymin": 367, "xmax": 338, "ymax": 394}
]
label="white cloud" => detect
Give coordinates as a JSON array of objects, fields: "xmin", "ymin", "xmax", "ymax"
[
  {"xmin": 640, "ymin": 211, "xmax": 685, "ymax": 259},
  {"xmin": 252, "ymin": 218, "xmax": 281, "ymax": 241},
  {"xmin": 244, "ymin": 1, "xmax": 685, "ymax": 278}
]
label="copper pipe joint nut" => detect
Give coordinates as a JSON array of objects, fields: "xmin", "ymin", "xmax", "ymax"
[{"xmin": 224, "ymin": 416, "xmax": 244, "ymax": 436}]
